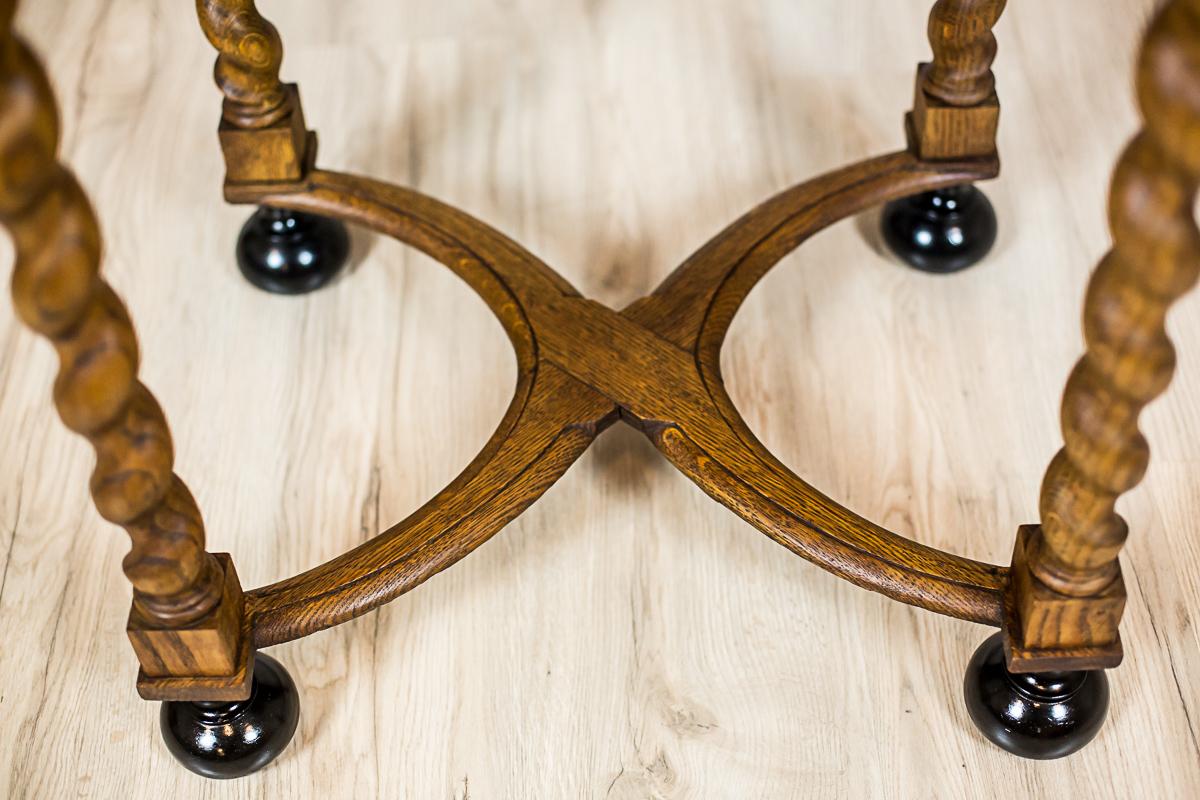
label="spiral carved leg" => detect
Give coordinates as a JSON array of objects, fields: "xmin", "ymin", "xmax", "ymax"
[
  {"xmin": 963, "ymin": 633, "xmax": 1109, "ymax": 759},
  {"xmin": 880, "ymin": 184, "xmax": 997, "ymax": 273},
  {"xmin": 235, "ymin": 207, "xmax": 350, "ymax": 294},
  {"xmin": 160, "ymin": 653, "xmax": 300, "ymax": 779}
]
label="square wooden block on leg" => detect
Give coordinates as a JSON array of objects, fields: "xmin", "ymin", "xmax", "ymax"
[
  {"xmin": 218, "ymin": 83, "xmax": 312, "ymax": 186},
  {"xmin": 1002, "ymin": 526, "xmax": 1125, "ymax": 673},
  {"xmin": 909, "ymin": 63, "xmax": 1000, "ymax": 161},
  {"xmin": 128, "ymin": 553, "xmax": 255, "ymax": 702}
]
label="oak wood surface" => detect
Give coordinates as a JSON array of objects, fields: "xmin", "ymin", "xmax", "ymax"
[{"xmin": 1, "ymin": 0, "xmax": 1197, "ymax": 797}]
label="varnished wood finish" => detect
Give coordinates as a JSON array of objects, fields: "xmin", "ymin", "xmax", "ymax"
[
  {"xmin": 1006, "ymin": 0, "xmax": 1200, "ymax": 671},
  {"xmin": 195, "ymin": 0, "xmax": 290, "ymax": 129},
  {"xmin": 6, "ymin": 0, "xmax": 1200, "ymax": 790},
  {"xmin": 0, "ymin": 0, "xmax": 248, "ymax": 699},
  {"xmin": 924, "ymin": 0, "xmax": 1006, "ymax": 105},
  {"xmin": 1, "ymin": 0, "xmax": 1192, "ymax": 734},
  {"xmin": 185, "ymin": 0, "xmax": 1016, "ymax": 650},
  {"xmin": 245, "ymin": 155, "xmax": 1004, "ymax": 646},
  {"xmin": 910, "ymin": 0, "xmax": 1007, "ymax": 160},
  {"xmin": 195, "ymin": 0, "xmax": 313, "ymax": 185}
]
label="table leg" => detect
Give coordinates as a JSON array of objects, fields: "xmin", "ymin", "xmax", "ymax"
[
  {"xmin": 0, "ymin": 0, "xmax": 293, "ymax": 778},
  {"xmin": 882, "ymin": 0, "xmax": 1006, "ymax": 273},
  {"xmin": 194, "ymin": 0, "xmax": 350, "ymax": 294},
  {"xmin": 966, "ymin": 0, "xmax": 1200, "ymax": 758}
]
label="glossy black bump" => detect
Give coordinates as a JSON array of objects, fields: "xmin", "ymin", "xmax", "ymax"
[
  {"xmin": 964, "ymin": 632, "xmax": 1109, "ymax": 760},
  {"xmin": 236, "ymin": 206, "xmax": 350, "ymax": 294},
  {"xmin": 881, "ymin": 184, "xmax": 997, "ymax": 273},
  {"xmin": 160, "ymin": 653, "xmax": 300, "ymax": 779}
]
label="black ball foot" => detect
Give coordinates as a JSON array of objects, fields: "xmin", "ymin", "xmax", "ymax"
[
  {"xmin": 160, "ymin": 653, "xmax": 300, "ymax": 779},
  {"xmin": 881, "ymin": 184, "xmax": 997, "ymax": 273},
  {"xmin": 963, "ymin": 633, "xmax": 1109, "ymax": 759},
  {"xmin": 236, "ymin": 206, "xmax": 350, "ymax": 294}
]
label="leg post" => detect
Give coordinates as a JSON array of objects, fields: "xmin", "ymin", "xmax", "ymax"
[
  {"xmin": 194, "ymin": 0, "xmax": 349, "ymax": 294},
  {"xmin": 883, "ymin": 0, "xmax": 1006, "ymax": 273},
  {"xmin": 967, "ymin": 0, "xmax": 1200, "ymax": 757},
  {"xmin": 0, "ymin": 1, "xmax": 297, "ymax": 778}
]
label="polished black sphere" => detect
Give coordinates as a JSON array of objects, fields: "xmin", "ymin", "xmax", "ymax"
[
  {"xmin": 964, "ymin": 633, "xmax": 1109, "ymax": 759},
  {"xmin": 160, "ymin": 653, "xmax": 300, "ymax": 779},
  {"xmin": 881, "ymin": 184, "xmax": 997, "ymax": 273},
  {"xmin": 236, "ymin": 206, "xmax": 350, "ymax": 294}
]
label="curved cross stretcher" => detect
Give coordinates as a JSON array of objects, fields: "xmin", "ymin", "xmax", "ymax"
[
  {"xmin": 4, "ymin": 0, "xmax": 1198, "ymax": 751},
  {"xmin": 244, "ymin": 153, "xmax": 1005, "ymax": 649}
]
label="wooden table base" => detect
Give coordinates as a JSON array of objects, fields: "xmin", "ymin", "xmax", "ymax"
[{"xmin": 3, "ymin": 0, "xmax": 1199, "ymax": 778}]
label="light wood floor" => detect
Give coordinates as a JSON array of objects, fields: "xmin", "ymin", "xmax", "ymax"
[{"xmin": 2, "ymin": 0, "xmax": 1197, "ymax": 797}]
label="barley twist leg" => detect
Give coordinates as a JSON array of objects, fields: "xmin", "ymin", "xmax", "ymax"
[
  {"xmin": 0, "ymin": 1, "xmax": 227, "ymax": 631},
  {"xmin": 965, "ymin": 0, "xmax": 1200, "ymax": 759},
  {"xmin": 882, "ymin": 0, "xmax": 1007, "ymax": 274},
  {"xmin": 195, "ymin": 0, "xmax": 350, "ymax": 294},
  {"xmin": 0, "ymin": 0, "xmax": 261, "ymax": 723}
]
